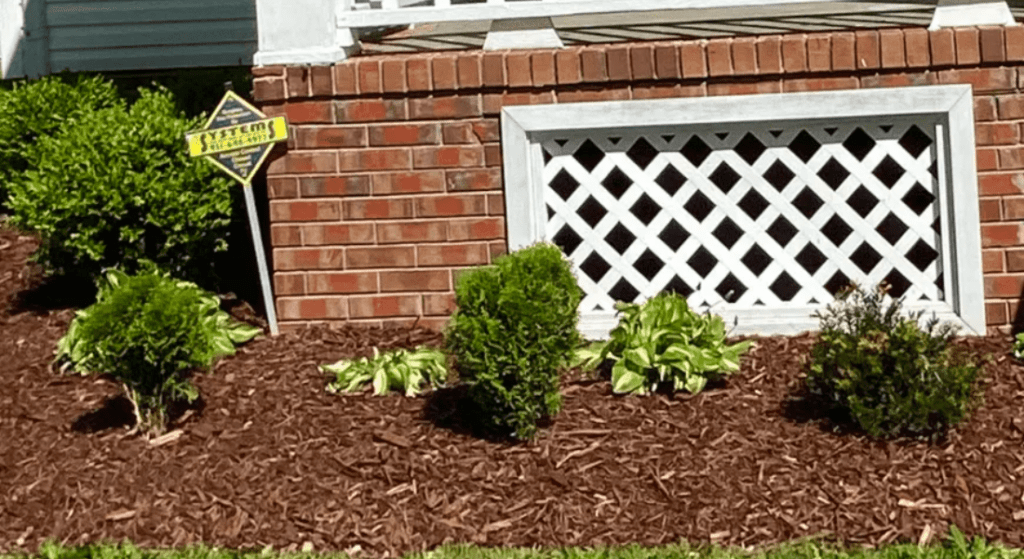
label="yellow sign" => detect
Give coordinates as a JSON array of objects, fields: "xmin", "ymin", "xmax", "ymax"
[{"xmin": 186, "ymin": 116, "xmax": 287, "ymax": 157}]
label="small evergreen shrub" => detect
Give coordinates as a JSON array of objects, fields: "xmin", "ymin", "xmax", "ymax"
[
  {"xmin": 0, "ymin": 75, "xmax": 121, "ymax": 209},
  {"xmin": 806, "ymin": 284, "xmax": 984, "ymax": 441},
  {"xmin": 7, "ymin": 86, "xmax": 234, "ymax": 289},
  {"xmin": 443, "ymin": 242, "xmax": 583, "ymax": 440},
  {"xmin": 56, "ymin": 269, "xmax": 261, "ymax": 435}
]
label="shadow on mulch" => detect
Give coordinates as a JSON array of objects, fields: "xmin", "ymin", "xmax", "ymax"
[
  {"xmin": 422, "ymin": 384, "xmax": 557, "ymax": 444},
  {"xmin": 9, "ymin": 273, "xmax": 97, "ymax": 314},
  {"xmin": 70, "ymin": 393, "xmax": 207, "ymax": 434}
]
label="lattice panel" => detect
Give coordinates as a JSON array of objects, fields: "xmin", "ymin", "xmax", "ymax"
[{"xmin": 541, "ymin": 122, "xmax": 945, "ymax": 314}]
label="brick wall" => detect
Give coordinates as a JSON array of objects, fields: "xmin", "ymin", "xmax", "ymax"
[{"xmin": 251, "ymin": 25, "xmax": 1024, "ymax": 335}]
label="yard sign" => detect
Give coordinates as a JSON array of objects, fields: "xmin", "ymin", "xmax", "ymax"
[{"xmin": 185, "ymin": 90, "xmax": 287, "ymax": 335}]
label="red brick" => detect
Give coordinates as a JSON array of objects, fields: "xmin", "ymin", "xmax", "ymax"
[
  {"xmin": 630, "ymin": 45, "xmax": 655, "ymax": 80},
  {"xmin": 252, "ymin": 79, "xmax": 285, "ymax": 102},
  {"xmin": 380, "ymin": 270, "xmax": 450, "ymax": 292},
  {"xmin": 556, "ymin": 49, "xmax": 583, "ymax": 84},
  {"xmin": 979, "ymin": 173, "xmax": 1024, "ymax": 195},
  {"xmin": 975, "ymin": 97, "xmax": 997, "ymax": 121},
  {"xmin": 781, "ymin": 35, "xmax": 806, "ymax": 73},
  {"xmin": 368, "ymin": 123, "xmax": 440, "ymax": 146},
  {"xmin": 456, "ymin": 53, "xmax": 482, "ymax": 89},
  {"xmin": 507, "ymin": 52, "xmax": 533, "ymax": 87},
  {"xmin": 678, "ymin": 43, "xmax": 703, "ymax": 79},
  {"xmin": 806, "ymin": 34, "xmax": 831, "ymax": 72},
  {"xmin": 555, "ymin": 88, "xmax": 630, "ymax": 104},
  {"xmin": 414, "ymin": 317, "xmax": 451, "ymax": 331},
  {"xmin": 286, "ymin": 67, "xmax": 309, "ymax": 98},
  {"xmin": 448, "ymin": 217, "xmax": 505, "ymax": 241},
  {"xmin": 342, "ymin": 198, "xmax": 414, "ymax": 220},
  {"xmin": 976, "ymin": 122, "xmax": 1020, "ymax": 145},
  {"xmin": 487, "ymin": 192, "xmax": 505, "ymax": 215},
  {"xmin": 273, "ymin": 248, "xmax": 344, "ymax": 270},
  {"xmin": 997, "ymin": 94, "xmax": 1024, "ymax": 119},
  {"xmin": 531, "ymin": 52, "xmax": 556, "ymax": 87},
  {"xmin": 253, "ymin": 66, "xmax": 285, "ymax": 77},
  {"xmin": 376, "ymin": 221, "xmax": 447, "ymax": 244},
  {"xmin": 334, "ymin": 99, "xmax": 407, "ymax": 122},
  {"xmin": 708, "ymin": 80, "xmax": 782, "ymax": 96},
  {"xmin": 658, "ymin": 44, "xmax": 683, "ymax": 79},
  {"xmin": 334, "ymin": 63, "xmax": 357, "ymax": 95},
  {"xmin": 939, "ymin": 68, "xmax": 1015, "ymax": 92},
  {"xmin": 983, "ymin": 249, "xmax": 1005, "ymax": 272},
  {"xmin": 904, "ymin": 28, "xmax": 930, "ymax": 68},
  {"xmin": 271, "ymin": 224, "xmax": 301, "ymax": 246},
  {"xmin": 417, "ymin": 243, "xmax": 490, "ymax": 266},
  {"xmin": 408, "ymin": 95, "xmax": 482, "ymax": 119},
  {"xmin": 978, "ymin": 148, "xmax": 998, "ymax": 171},
  {"xmin": 985, "ymin": 274, "xmax": 1024, "ymax": 297},
  {"xmin": 381, "ymin": 59, "xmax": 406, "ymax": 93},
  {"xmin": 860, "ymin": 73, "xmax": 936, "ymax": 89},
  {"xmin": 357, "ymin": 60, "xmax": 382, "ymax": 94},
  {"xmin": 484, "ymin": 144, "xmax": 502, "ymax": 167},
  {"xmin": 980, "ymin": 197, "xmax": 1002, "ymax": 221},
  {"xmin": 370, "ymin": 171, "xmax": 445, "ymax": 195},
  {"xmin": 1004, "ymin": 196, "xmax": 1024, "ymax": 219},
  {"xmin": 1007, "ymin": 249, "xmax": 1024, "ymax": 272},
  {"xmin": 348, "ymin": 295, "xmax": 421, "ymax": 319},
  {"xmin": 999, "ymin": 148, "xmax": 1024, "ymax": 169},
  {"xmin": 268, "ymin": 177, "xmax": 299, "ymax": 199},
  {"xmin": 431, "ymin": 55, "xmax": 458, "ymax": 90},
  {"xmin": 422, "ymin": 293, "xmax": 456, "ymax": 316},
  {"xmin": 930, "ymin": 28, "xmax": 956, "ymax": 66},
  {"xmin": 1007, "ymin": 25, "xmax": 1024, "ymax": 61},
  {"xmin": 338, "ymin": 149, "xmax": 411, "ymax": 171},
  {"xmin": 406, "ymin": 57, "xmax": 431, "ymax": 91},
  {"xmin": 299, "ymin": 176, "xmax": 370, "ymax": 197},
  {"xmin": 581, "ymin": 49, "xmax": 609, "ymax": 83},
  {"xmin": 954, "ymin": 27, "xmax": 981, "ymax": 65},
  {"xmin": 301, "ymin": 223, "xmax": 375, "ymax": 245},
  {"xmin": 274, "ymin": 273, "xmax": 305, "ymax": 296},
  {"xmin": 606, "ymin": 46, "xmax": 630, "ymax": 81},
  {"xmin": 855, "ymin": 30, "xmax": 880, "ymax": 69},
  {"xmin": 346, "ymin": 246, "xmax": 416, "ymax": 269},
  {"xmin": 266, "ymin": 152, "xmax": 337, "ymax": 174},
  {"xmin": 488, "ymin": 240, "xmax": 507, "ymax": 259},
  {"xmin": 732, "ymin": 37, "xmax": 758, "ymax": 75},
  {"xmin": 295, "ymin": 126, "xmax": 366, "ymax": 148},
  {"xmin": 830, "ymin": 32, "xmax": 855, "ymax": 71},
  {"xmin": 783, "ymin": 77, "xmax": 859, "ymax": 92},
  {"xmin": 310, "ymin": 66, "xmax": 333, "ymax": 96},
  {"xmin": 985, "ymin": 301, "xmax": 1008, "ymax": 325},
  {"xmin": 706, "ymin": 39, "xmax": 732, "ymax": 76},
  {"xmin": 982, "ymin": 222, "xmax": 1024, "ymax": 247},
  {"xmin": 308, "ymin": 272, "xmax": 378, "ymax": 294},
  {"xmin": 756, "ymin": 36, "xmax": 782, "ymax": 74},
  {"xmin": 277, "ymin": 298, "xmax": 339, "ymax": 320},
  {"xmin": 284, "ymin": 101, "xmax": 333, "ymax": 123},
  {"xmin": 442, "ymin": 120, "xmax": 499, "ymax": 145},
  {"xmin": 446, "ymin": 169, "xmax": 502, "ymax": 191},
  {"xmin": 879, "ymin": 29, "xmax": 905, "ymax": 68},
  {"xmin": 415, "ymin": 193, "xmax": 489, "ymax": 218},
  {"xmin": 412, "ymin": 146, "xmax": 484, "ymax": 169},
  {"xmin": 979, "ymin": 26, "xmax": 1005, "ymax": 63},
  {"xmin": 482, "ymin": 53, "xmax": 505, "ymax": 86}
]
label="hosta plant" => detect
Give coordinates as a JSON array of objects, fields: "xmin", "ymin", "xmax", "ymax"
[
  {"xmin": 574, "ymin": 291, "xmax": 753, "ymax": 395},
  {"xmin": 55, "ymin": 269, "xmax": 262, "ymax": 435},
  {"xmin": 1013, "ymin": 333, "xmax": 1024, "ymax": 361},
  {"xmin": 321, "ymin": 347, "xmax": 447, "ymax": 396}
]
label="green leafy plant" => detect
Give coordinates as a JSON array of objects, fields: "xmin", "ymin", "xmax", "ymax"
[
  {"xmin": 6, "ymin": 86, "xmax": 234, "ymax": 289},
  {"xmin": 806, "ymin": 283, "xmax": 984, "ymax": 441},
  {"xmin": 574, "ymin": 291, "xmax": 753, "ymax": 395},
  {"xmin": 55, "ymin": 269, "xmax": 261, "ymax": 435},
  {"xmin": 443, "ymin": 241, "xmax": 583, "ymax": 441},
  {"xmin": 0, "ymin": 74, "xmax": 121, "ymax": 209},
  {"xmin": 1012, "ymin": 333, "xmax": 1024, "ymax": 361},
  {"xmin": 321, "ymin": 346, "xmax": 448, "ymax": 396}
]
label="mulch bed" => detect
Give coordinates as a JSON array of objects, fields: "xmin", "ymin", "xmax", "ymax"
[{"xmin": 3, "ymin": 223, "xmax": 1024, "ymax": 558}]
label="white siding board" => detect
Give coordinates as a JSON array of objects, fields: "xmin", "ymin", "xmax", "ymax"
[
  {"xmin": 46, "ymin": 0, "xmax": 254, "ymax": 26},
  {"xmin": 49, "ymin": 20, "xmax": 256, "ymax": 50},
  {"xmin": 49, "ymin": 42, "xmax": 257, "ymax": 73}
]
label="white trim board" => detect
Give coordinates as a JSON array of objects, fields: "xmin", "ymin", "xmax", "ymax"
[{"xmin": 501, "ymin": 85, "xmax": 985, "ymax": 339}]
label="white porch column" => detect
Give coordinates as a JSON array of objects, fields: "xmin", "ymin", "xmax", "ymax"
[
  {"xmin": 254, "ymin": 0, "xmax": 357, "ymax": 67},
  {"xmin": 929, "ymin": 0, "xmax": 1018, "ymax": 29}
]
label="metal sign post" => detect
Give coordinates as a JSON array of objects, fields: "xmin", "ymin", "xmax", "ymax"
[{"xmin": 185, "ymin": 89, "xmax": 288, "ymax": 335}]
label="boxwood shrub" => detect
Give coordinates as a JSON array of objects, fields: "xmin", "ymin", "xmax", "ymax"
[{"xmin": 443, "ymin": 242, "xmax": 583, "ymax": 441}]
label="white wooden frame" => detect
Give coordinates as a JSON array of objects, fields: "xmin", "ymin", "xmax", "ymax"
[{"xmin": 501, "ymin": 85, "xmax": 985, "ymax": 339}]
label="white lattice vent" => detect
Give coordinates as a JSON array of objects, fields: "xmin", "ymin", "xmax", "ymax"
[{"xmin": 501, "ymin": 86, "xmax": 984, "ymax": 338}]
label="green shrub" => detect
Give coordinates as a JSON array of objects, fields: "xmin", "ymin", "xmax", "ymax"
[
  {"xmin": 7, "ymin": 86, "xmax": 234, "ymax": 289},
  {"xmin": 575, "ymin": 292, "xmax": 752, "ymax": 395},
  {"xmin": 806, "ymin": 284, "xmax": 984, "ymax": 441},
  {"xmin": 55, "ymin": 269, "xmax": 261, "ymax": 435},
  {"xmin": 321, "ymin": 346, "xmax": 448, "ymax": 396},
  {"xmin": 443, "ymin": 242, "xmax": 583, "ymax": 440},
  {"xmin": 0, "ymin": 74, "xmax": 121, "ymax": 208}
]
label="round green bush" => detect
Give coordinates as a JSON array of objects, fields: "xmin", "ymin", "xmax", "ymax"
[
  {"xmin": 806, "ymin": 285, "xmax": 985, "ymax": 441},
  {"xmin": 7, "ymin": 86, "xmax": 234, "ymax": 289},
  {"xmin": 443, "ymin": 241, "xmax": 583, "ymax": 440}
]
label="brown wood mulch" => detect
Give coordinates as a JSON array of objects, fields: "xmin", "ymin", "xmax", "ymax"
[{"xmin": 3, "ymin": 223, "xmax": 1024, "ymax": 558}]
